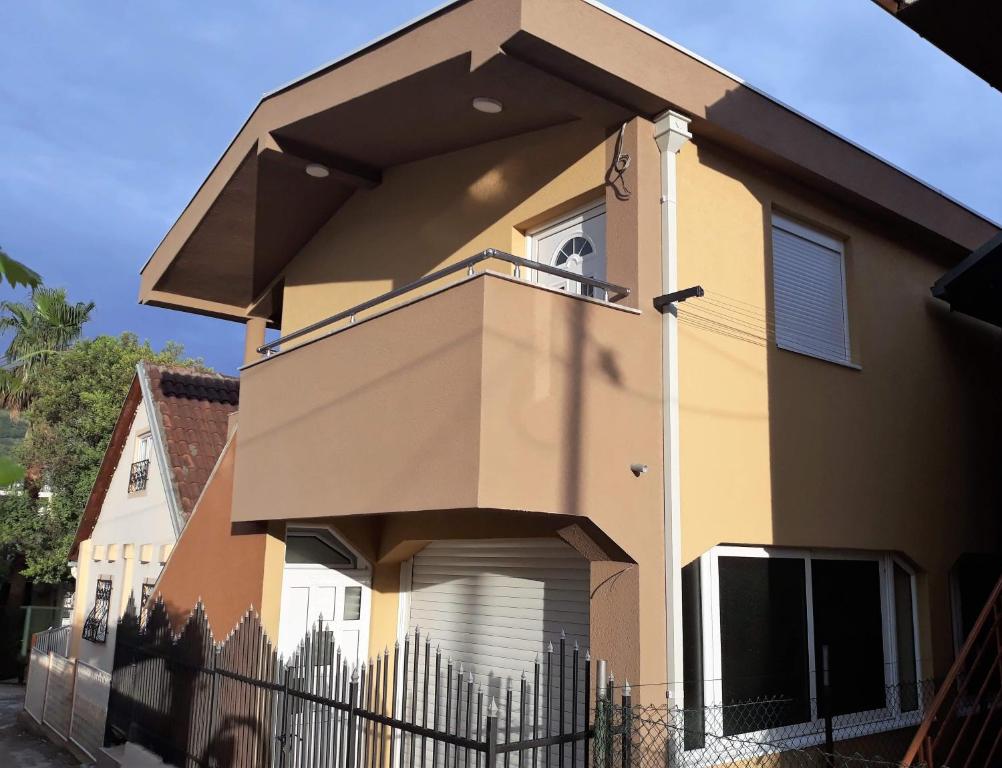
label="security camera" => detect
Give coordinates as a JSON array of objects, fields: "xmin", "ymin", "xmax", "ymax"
[{"xmin": 630, "ymin": 463, "xmax": 648, "ymax": 477}]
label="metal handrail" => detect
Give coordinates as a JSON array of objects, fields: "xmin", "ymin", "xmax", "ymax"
[{"xmin": 257, "ymin": 248, "xmax": 631, "ymax": 355}]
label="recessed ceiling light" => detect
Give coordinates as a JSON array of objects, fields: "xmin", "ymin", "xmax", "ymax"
[
  {"xmin": 305, "ymin": 163, "xmax": 330, "ymax": 178},
  {"xmin": 472, "ymin": 97, "xmax": 503, "ymax": 114}
]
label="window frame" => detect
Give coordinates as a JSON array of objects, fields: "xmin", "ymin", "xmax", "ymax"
[
  {"xmin": 135, "ymin": 432, "xmax": 152, "ymax": 462},
  {"xmin": 771, "ymin": 214, "xmax": 855, "ymax": 368},
  {"xmin": 283, "ymin": 526, "xmax": 361, "ymax": 571},
  {"xmin": 690, "ymin": 545, "xmax": 922, "ymax": 757}
]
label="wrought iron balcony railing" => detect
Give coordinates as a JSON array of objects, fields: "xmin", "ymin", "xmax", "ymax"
[
  {"xmin": 257, "ymin": 248, "xmax": 631, "ymax": 357},
  {"xmin": 128, "ymin": 459, "xmax": 150, "ymax": 493}
]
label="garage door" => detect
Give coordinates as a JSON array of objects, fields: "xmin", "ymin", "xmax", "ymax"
[{"xmin": 408, "ymin": 538, "xmax": 590, "ymax": 699}]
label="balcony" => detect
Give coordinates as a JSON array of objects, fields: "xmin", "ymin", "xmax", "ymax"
[
  {"xmin": 128, "ymin": 459, "xmax": 150, "ymax": 493},
  {"xmin": 232, "ymin": 251, "xmax": 660, "ymax": 525}
]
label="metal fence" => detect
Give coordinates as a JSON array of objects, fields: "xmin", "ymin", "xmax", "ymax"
[
  {"xmin": 107, "ymin": 599, "xmax": 597, "ymax": 768},
  {"xmin": 595, "ymin": 681, "xmax": 936, "ymax": 768},
  {"xmin": 107, "ymin": 599, "xmax": 936, "ymax": 768},
  {"xmin": 31, "ymin": 624, "xmax": 71, "ymax": 656}
]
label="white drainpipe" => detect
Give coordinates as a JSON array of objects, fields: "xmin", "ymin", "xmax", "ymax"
[{"xmin": 654, "ymin": 110, "xmax": 692, "ymax": 707}]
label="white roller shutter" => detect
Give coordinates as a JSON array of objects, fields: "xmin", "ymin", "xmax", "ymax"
[
  {"xmin": 408, "ymin": 538, "xmax": 590, "ymax": 694},
  {"xmin": 772, "ymin": 214, "xmax": 850, "ymax": 364}
]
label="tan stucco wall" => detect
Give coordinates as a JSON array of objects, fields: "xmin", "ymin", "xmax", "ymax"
[
  {"xmin": 227, "ymin": 114, "xmax": 1000, "ymax": 689},
  {"xmin": 675, "ymin": 139, "xmax": 1002, "ymax": 678},
  {"xmin": 281, "ymin": 121, "xmax": 609, "ymax": 335},
  {"xmin": 154, "ymin": 438, "xmax": 285, "ymax": 639}
]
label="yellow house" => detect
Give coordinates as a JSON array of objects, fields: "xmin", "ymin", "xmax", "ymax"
[{"xmin": 144, "ymin": 0, "xmax": 1000, "ymax": 749}]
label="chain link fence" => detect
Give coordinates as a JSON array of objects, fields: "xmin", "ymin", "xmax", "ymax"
[{"xmin": 592, "ymin": 681, "xmax": 935, "ymax": 768}]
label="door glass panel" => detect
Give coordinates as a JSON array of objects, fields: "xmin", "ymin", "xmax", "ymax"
[
  {"xmin": 344, "ymin": 586, "xmax": 362, "ymax": 621},
  {"xmin": 893, "ymin": 563, "xmax": 918, "ymax": 712},
  {"xmin": 811, "ymin": 559, "xmax": 886, "ymax": 715},
  {"xmin": 718, "ymin": 556, "xmax": 811, "ymax": 734}
]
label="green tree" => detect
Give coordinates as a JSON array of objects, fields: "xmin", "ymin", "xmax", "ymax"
[
  {"xmin": 0, "ymin": 287, "xmax": 95, "ymax": 415},
  {"xmin": 0, "ymin": 333, "xmax": 207, "ymax": 582}
]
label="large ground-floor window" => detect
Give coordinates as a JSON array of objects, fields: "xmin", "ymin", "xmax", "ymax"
[{"xmin": 682, "ymin": 546, "xmax": 922, "ymax": 744}]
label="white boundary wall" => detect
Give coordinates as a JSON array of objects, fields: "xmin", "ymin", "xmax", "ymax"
[{"xmin": 23, "ymin": 647, "xmax": 111, "ymax": 761}]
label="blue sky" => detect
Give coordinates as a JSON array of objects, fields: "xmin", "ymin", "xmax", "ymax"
[{"xmin": 1, "ymin": 0, "xmax": 1000, "ymax": 374}]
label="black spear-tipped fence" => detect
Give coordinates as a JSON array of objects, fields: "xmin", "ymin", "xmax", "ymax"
[{"xmin": 106, "ymin": 599, "xmax": 610, "ymax": 768}]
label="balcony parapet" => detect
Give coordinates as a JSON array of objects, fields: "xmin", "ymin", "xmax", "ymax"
[{"xmin": 233, "ymin": 266, "xmax": 657, "ymax": 530}]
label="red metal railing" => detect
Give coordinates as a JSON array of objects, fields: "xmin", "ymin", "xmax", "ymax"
[{"xmin": 904, "ymin": 575, "xmax": 1002, "ymax": 767}]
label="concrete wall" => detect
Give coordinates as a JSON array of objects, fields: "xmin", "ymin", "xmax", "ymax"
[
  {"xmin": 674, "ymin": 138, "xmax": 1002, "ymax": 678},
  {"xmin": 71, "ymin": 403, "xmax": 176, "ymax": 672}
]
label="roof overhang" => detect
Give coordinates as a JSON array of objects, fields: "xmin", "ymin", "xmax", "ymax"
[
  {"xmin": 141, "ymin": 0, "xmax": 1000, "ymax": 323},
  {"xmin": 872, "ymin": 0, "xmax": 1002, "ymax": 91},
  {"xmin": 932, "ymin": 232, "xmax": 1002, "ymax": 327}
]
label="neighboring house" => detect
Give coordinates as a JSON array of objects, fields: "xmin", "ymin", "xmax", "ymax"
[
  {"xmin": 67, "ymin": 362, "xmax": 238, "ymax": 672},
  {"xmin": 141, "ymin": 0, "xmax": 1001, "ymax": 747},
  {"xmin": 871, "ymin": 0, "xmax": 1001, "ymax": 90}
]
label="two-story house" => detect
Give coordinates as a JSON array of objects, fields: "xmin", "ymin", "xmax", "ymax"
[
  {"xmin": 68, "ymin": 362, "xmax": 238, "ymax": 672},
  {"xmin": 144, "ymin": 0, "xmax": 1000, "ymax": 745}
]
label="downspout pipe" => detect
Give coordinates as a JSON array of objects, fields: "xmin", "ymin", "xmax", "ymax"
[{"xmin": 654, "ymin": 110, "xmax": 692, "ymax": 707}]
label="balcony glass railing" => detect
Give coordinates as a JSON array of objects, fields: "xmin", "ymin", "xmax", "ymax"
[{"xmin": 257, "ymin": 248, "xmax": 630, "ymax": 357}]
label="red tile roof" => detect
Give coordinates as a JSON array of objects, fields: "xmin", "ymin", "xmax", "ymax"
[
  {"xmin": 70, "ymin": 362, "xmax": 240, "ymax": 560},
  {"xmin": 144, "ymin": 364, "xmax": 239, "ymax": 519}
]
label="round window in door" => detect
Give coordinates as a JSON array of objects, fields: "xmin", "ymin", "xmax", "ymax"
[{"xmin": 551, "ymin": 236, "xmax": 599, "ymax": 297}]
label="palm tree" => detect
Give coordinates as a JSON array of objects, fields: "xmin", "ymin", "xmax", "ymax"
[
  {"xmin": 0, "ymin": 247, "xmax": 41, "ymax": 291},
  {"xmin": 0, "ymin": 288, "xmax": 95, "ymax": 414}
]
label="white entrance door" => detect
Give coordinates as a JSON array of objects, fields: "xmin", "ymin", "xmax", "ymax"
[
  {"xmin": 529, "ymin": 203, "xmax": 607, "ymax": 298},
  {"xmin": 277, "ymin": 528, "xmax": 371, "ymax": 662}
]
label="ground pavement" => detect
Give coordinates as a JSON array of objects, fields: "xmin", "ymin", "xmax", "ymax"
[{"xmin": 0, "ymin": 682, "xmax": 79, "ymax": 767}]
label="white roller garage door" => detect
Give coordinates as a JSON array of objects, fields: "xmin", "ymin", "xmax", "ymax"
[{"xmin": 408, "ymin": 538, "xmax": 590, "ymax": 697}]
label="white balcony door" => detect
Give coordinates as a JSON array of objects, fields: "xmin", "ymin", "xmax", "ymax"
[{"xmin": 528, "ymin": 202, "xmax": 606, "ymax": 297}]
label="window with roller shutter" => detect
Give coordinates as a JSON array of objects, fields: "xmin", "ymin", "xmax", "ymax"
[{"xmin": 771, "ymin": 214, "xmax": 851, "ymax": 365}]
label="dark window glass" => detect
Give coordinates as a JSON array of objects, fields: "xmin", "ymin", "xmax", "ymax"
[
  {"xmin": 893, "ymin": 563, "xmax": 918, "ymax": 712},
  {"xmin": 284, "ymin": 530, "xmax": 354, "ymax": 568},
  {"xmin": 718, "ymin": 556, "xmax": 811, "ymax": 734},
  {"xmin": 953, "ymin": 554, "xmax": 1002, "ymax": 649},
  {"xmin": 951, "ymin": 554, "xmax": 1002, "ymax": 702},
  {"xmin": 681, "ymin": 560, "xmax": 705, "ymax": 749},
  {"xmin": 811, "ymin": 559, "xmax": 885, "ymax": 716}
]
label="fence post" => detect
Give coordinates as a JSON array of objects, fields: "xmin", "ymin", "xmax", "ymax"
[
  {"xmin": 278, "ymin": 665, "xmax": 292, "ymax": 768},
  {"xmin": 347, "ymin": 665, "xmax": 360, "ymax": 768},
  {"xmin": 486, "ymin": 698, "xmax": 499, "ymax": 768},
  {"xmin": 620, "ymin": 683, "xmax": 632, "ymax": 768},
  {"xmin": 594, "ymin": 660, "xmax": 609, "ymax": 768},
  {"xmin": 821, "ymin": 644, "xmax": 834, "ymax": 765},
  {"xmin": 206, "ymin": 649, "xmax": 218, "ymax": 763}
]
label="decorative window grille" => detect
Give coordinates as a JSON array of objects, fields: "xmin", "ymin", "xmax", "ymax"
[
  {"xmin": 82, "ymin": 578, "xmax": 113, "ymax": 643},
  {"xmin": 128, "ymin": 459, "xmax": 150, "ymax": 493},
  {"xmin": 140, "ymin": 581, "xmax": 155, "ymax": 613}
]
